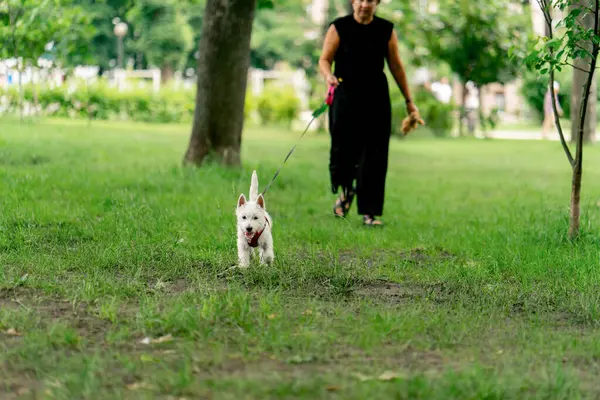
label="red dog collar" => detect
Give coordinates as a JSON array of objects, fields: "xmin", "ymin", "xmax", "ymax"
[{"xmin": 247, "ymin": 217, "xmax": 270, "ymax": 248}]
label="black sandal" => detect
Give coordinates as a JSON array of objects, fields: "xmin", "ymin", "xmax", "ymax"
[
  {"xmin": 363, "ymin": 215, "xmax": 383, "ymax": 226},
  {"xmin": 333, "ymin": 187, "xmax": 355, "ymax": 218}
]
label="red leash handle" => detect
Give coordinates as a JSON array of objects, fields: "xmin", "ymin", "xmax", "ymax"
[
  {"xmin": 326, "ymin": 84, "xmax": 336, "ymax": 106},
  {"xmin": 326, "ymin": 77, "xmax": 342, "ymax": 105}
]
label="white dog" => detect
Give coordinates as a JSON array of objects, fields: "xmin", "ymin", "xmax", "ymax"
[{"xmin": 236, "ymin": 170, "xmax": 274, "ymax": 267}]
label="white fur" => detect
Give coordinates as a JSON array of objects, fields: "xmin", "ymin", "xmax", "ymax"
[{"xmin": 236, "ymin": 170, "xmax": 274, "ymax": 267}]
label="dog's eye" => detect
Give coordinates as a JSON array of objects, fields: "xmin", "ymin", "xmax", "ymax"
[
  {"xmin": 253, "ymin": 216, "xmax": 258, "ymax": 220},
  {"xmin": 242, "ymin": 216, "xmax": 247, "ymax": 220}
]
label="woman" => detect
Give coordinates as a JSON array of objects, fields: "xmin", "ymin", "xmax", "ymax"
[{"xmin": 319, "ymin": 0, "xmax": 420, "ymax": 226}]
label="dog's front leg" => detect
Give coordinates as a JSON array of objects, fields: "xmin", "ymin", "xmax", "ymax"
[
  {"xmin": 238, "ymin": 248, "xmax": 251, "ymax": 267},
  {"xmin": 259, "ymin": 239, "xmax": 274, "ymax": 265},
  {"xmin": 237, "ymin": 235, "xmax": 251, "ymax": 268},
  {"xmin": 259, "ymin": 250, "xmax": 274, "ymax": 265}
]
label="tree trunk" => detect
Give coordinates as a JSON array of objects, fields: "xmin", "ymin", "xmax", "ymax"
[
  {"xmin": 161, "ymin": 63, "xmax": 174, "ymax": 84},
  {"xmin": 183, "ymin": 0, "xmax": 257, "ymax": 166},
  {"xmin": 459, "ymin": 81, "xmax": 467, "ymax": 136},
  {"xmin": 571, "ymin": 72, "xmax": 596, "ymax": 144},
  {"xmin": 18, "ymin": 62, "xmax": 23, "ymax": 122},
  {"xmin": 9, "ymin": 7, "xmax": 24, "ymax": 122},
  {"xmin": 567, "ymin": 0, "xmax": 600, "ymax": 239},
  {"xmin": 570, "ymin": 2, "xmax": 597, "ymax": 144},
  {"xmin": 477, "ymin": 85, "xmax": 487, "ymax": 138},
  {"xmin": 32, "ymin": 67, "xmax": 39, "ymax": 117},
  {"xmin": 544, "ymin": 8, "xmax": 552, "ymax": 38},
  {"xmin": 569, "ymin": 163, "xmax": 582, "ymax": 238},
  {"xmin": 13, "ymin": 42, "xmax": 23, "ymax": 122}
]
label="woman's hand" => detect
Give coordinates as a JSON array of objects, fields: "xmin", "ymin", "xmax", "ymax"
[
  {"xmin": 406, "ymin": 101, "xmax": 418, "ymax": 115},
  {"xmin": 326, "ymin": 74, "xmax": 339, "ymax": 88},
  {"xmin": 407, "ymin": 102, "xmax": 424, "ymax": 124},
  {"xmin": 401, "ymin": 102, "xmax": 425, "ymax": 135}
]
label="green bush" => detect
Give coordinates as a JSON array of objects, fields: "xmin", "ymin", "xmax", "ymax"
[
  {"xmin": 0, "ymin": 80, "xmax": 263, "ymax": 125},
  {"xmin": 244, "ymin": 92, "xmax": 256, "ymax": 121},
  {"xmin": 520, "ymin": 69, "xmax": 573, "ymax": 122},
  {"xmin": 390, "ymin": 86, "xmax": 455, "ymax": 137},
  {"xmin": 256, "ymin": 83, "xmax": 300, "ymax": 127}
]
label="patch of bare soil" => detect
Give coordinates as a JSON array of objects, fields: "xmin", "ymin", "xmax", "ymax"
[
  {"xmin": 0, "ymin": 288, "xmax": 113, "ymax": 398},
  {"xmin": 0, "ymin": 379, "xmax": 42, "ymax": 400},
  {"xmin": 204, "ymin": 344, "xmax": 448, "ymax": 384},
  {"xmin": 354, "ymin": 278, "xmax": 456, "ymax": 305},
  {"xmin": 0, "ymin": 287, "xmax": 32, "ymax": 308},
  {"xmin": 167, "ymin": 278, "xmax": 190, "ymax": 293},
  {"xmin": 0, "ymin": 287, "xmax": 112, "ymax": 343},
  {"xmin": 110, "ymin": 345, "xmax": 450, "ymax": 399},
  {"xmin": 354, "ymin": 279, "xmax": 426, "ymax": 303},
  {"xmin": 395, "ymin": 247, "xmax": 457, "ymax": 266},
  {"xmin": 298, "ymin": 247, "xmax": 460, "ymax": 303},
  {"xmin": 0, "ymin": 287, "xmax": 169, "ymax": 397},
  {"xmin": 146, "ymin": 277, "xmax": 191, "ymax": 294},
  {"xmin": 307, "ymin": 246, "xmax": 459, "ymax": 267}
]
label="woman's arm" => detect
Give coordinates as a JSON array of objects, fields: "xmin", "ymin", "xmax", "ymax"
[
  {"xmin": 319, "ymin": 24, "xmax": 341, "ymax": 87},
  {"xmin": 386, "ymin": 29, "xmax": 417, "ymax": 113}
]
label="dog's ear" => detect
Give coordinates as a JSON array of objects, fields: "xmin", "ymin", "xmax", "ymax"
[
  {"xmin": 257, "ymin": 194, "xmax": 265, "ymax": 209},
  {"xmin": 237, "ymin": 194, "xmax": 246, "ymax": 207}
]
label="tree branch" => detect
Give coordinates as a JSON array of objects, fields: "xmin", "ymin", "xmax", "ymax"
[
  {"xmin": 574, "ymin": 42, "xmax": 590, "ymax": 52},
  {"xmin": 565, "ymin": 61, "xmax": 592, "ymax": 73},
  {"xmin": 571, "ymin": 4, "xmax": 596, "ymax": 14},
  {"xmin": 549, "ymin": 69, "xmax": 573, "ymax": 166},
  {"xmin": 574, "ymin": 0, "xmax": 600, "ymax": 169},
  {"xmin": 537, "ymin": 0, "xmax": 553, "ymax": 29},
  {"xmin": 541, "ymin": 0, "xmax": 574, "ymax": 166}
]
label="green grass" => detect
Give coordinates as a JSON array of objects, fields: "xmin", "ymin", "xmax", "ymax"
[
  {"xmin": 496, "ymin": 118, "xmax": 600, "ymax": 133},
  {"xmin": 495, "ymin": 118, "xmax": 571, "ymax": 132},
  {"xmin": 2, "ymin": 116, "xmax": 600, "ymax": 399}
]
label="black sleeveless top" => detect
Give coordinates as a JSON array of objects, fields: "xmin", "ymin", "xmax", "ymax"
[{"xmin": 331, "ymin": 14, "xmax": 394, "ymax": 84}]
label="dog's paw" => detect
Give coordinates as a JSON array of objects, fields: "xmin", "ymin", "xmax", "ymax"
[{"xmin": 260, "ymin": 253, "xmax": 274, "ymax": 265}]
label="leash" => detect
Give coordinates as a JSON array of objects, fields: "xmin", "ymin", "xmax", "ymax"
[{"xmin": 260, "ymin": 81, "xmax": 340, "ymax": 196}]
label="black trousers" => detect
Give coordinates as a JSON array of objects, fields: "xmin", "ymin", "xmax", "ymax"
[{"xmin": 327, "ymin": 79, "xmax": 392, "ymax": 217}]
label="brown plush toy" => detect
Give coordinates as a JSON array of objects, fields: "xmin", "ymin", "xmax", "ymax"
[{"xmin": 401, "ymin": 112, "xmax": 425, "ymax": 135}]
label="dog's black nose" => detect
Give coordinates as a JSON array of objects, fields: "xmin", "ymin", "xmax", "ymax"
[{"xmin": 246, "ymin": 226, "xmax": 252, "ymax": 232}]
